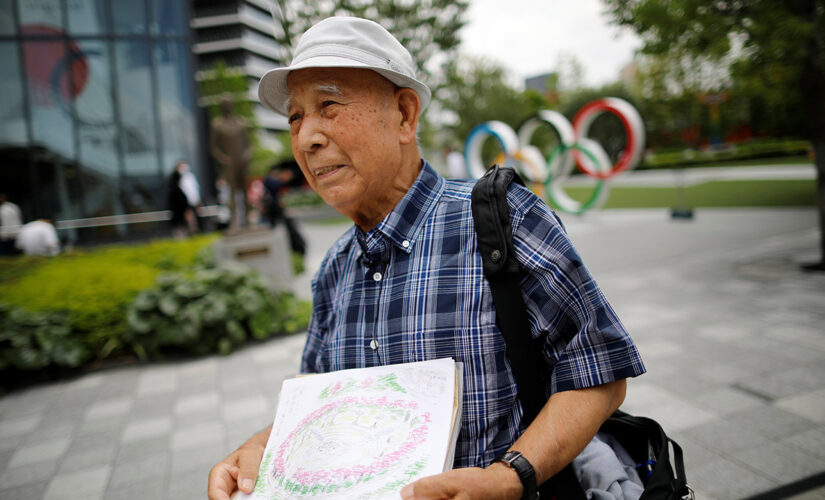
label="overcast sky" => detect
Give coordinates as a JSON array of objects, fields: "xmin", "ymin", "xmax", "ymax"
[{"xmin": 459, "ymin": 0, "xmax": 642, "ymax": 88}]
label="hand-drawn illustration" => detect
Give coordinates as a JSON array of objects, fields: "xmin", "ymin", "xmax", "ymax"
[{"xmin": 238, "ymin": 359, "xmax": 461, "ymax": 500}]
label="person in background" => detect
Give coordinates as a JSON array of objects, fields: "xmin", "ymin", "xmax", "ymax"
[
  {"xmin": 0, "ymin": 192, "xmax": 22, "ymax": 255},
  {"xmin": 167, "ymin": 168, "xmax": 193, "ymax": 239},
  {"xmin": 263, "ymin": 162, "xmax": 307, "ymax": 255},
  {"xmin": 176, "ymin": 160, "xmax": 202, "ymax": 233},
  {"xmin": 16, "ymin": 217, "xmax": 59, "ymax": 256}
]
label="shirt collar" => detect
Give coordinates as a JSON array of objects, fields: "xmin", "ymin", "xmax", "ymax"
[{"xmin": 355, "ymin": 160, "xmax": 444, "ymax": 257}]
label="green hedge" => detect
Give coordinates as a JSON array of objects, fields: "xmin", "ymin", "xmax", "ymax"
[
  {"xmin": 125, "ymin": 261, "xmax": 310, "ymax": 358},
  {"xmin": 643, "ymin": 139, "xmax": 811, "ymax": 169},
  {"xmin": 0, "ymin": 235, "xmax": 311, "ymax": 386}
]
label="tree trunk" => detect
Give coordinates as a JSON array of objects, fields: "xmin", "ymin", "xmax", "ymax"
[
  {"xmin": 813, "ymin": 140, "xmax": 825, "ymax": 267},
  {"xmin": 801, "ymin": 0, "xmax": 825, "ymax": 269}
]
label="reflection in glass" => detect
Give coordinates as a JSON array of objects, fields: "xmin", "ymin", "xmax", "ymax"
[
  {"xmin": 151, "ymin": 0, "xmax": 187, "ymax": 36},
  {"xmin": 22, "ymin": 40, "xmax": 76, "ymax": 161},
  {"xmin": 74, "ymin": 39, "xmax": 123, "ymax": 218},
  {"xmin": 112, "ymin": 0, "xmax": 146, "ymax": 35},
  {"xmin": 154, "ymin": 41, "xmax": 197, "ymax": 177},
  {"xmin": 0, "ymin": 0, "xmax": 16, "ymax": 35},
  {"xmin": 114, "ymin": 41, "xmax": 158, "ymax": 179},
  {"xmin": 19, "ymin": 0, "xmax": 63, "ymax": 30},
  {"xmin": 0, "ymin": 42, "xmax": 28, "ymax": 146},
  {"xmin": 68, "ymin": 0, "xmax": 107, "ymax": 35}
]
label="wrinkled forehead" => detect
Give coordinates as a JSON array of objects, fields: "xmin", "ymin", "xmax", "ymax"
[{"xmin": 285, "ymin": 68, "xmax": 395, "ymax": 107}]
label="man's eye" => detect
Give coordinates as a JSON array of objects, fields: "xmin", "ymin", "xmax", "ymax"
[
  {"xmin": 322, "ymin": 100, "xmax": 338, "ymax": 108},
  {"xmin": 288, "ymin": 113, "xmax": 301, "ymax": 124}
]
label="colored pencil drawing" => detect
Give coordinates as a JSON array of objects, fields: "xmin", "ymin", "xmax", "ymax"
[{"xmin": 243, "ymin": 359, "xmax": 461, "ymax": 500}]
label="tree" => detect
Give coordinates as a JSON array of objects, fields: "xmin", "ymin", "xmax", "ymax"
[
  {"xmin": 604, "ymin": 0, "xmax": 825, "ymax": 270},
  {"xmin": 436, "ymin": 56, "xmax": 545, "ymax": 156},
  {"xmin": 272, "ymin": 0, "xmax": 468, "ymax": 79}
]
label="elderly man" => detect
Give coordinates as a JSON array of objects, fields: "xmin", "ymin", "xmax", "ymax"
[{"xmin": 208, "ymin": 17, "xmax": 644, "ymax": 500}]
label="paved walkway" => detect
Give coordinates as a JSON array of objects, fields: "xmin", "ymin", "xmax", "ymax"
[{"xmin": 1, "ymin": 207, "xmax": 824, "ymax": 499}]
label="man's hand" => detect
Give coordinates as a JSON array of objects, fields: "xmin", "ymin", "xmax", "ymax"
[
  {"xmin": 400, "ymin": 463, "xmax": 522, "ymax": 500},
  {"xmin": 208, "ymin": 426, "xmax": 271, "ymax": 500}
]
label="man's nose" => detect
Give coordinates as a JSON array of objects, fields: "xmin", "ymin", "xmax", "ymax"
[{"xmin": 296, "ymin": 115, "xmax": 328, "ymax": 153}]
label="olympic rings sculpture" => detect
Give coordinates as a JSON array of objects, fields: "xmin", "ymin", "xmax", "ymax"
[{"xmin": 463, "ymin": 98, "xmax": 645, "ymax": 214}]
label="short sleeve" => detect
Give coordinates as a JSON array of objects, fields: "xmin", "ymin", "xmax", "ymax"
[{"xmin": 508, "ymin": 186, "xmax": 646, "ymax": 393}]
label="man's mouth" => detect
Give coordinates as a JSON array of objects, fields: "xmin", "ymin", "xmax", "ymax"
[{"xmin": 314, "ymin": 165, "xmax": 343, "ymax": 176}]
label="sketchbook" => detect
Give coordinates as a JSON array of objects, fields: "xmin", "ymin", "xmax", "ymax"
[{"xmin": 236, "ymin": 358, "xmax": 464, "ymax": 500}]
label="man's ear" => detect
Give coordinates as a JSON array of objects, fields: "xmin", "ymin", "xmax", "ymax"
[{"xmin": 396, "ymin": 88, "xmax": 420, "ymax": 145}]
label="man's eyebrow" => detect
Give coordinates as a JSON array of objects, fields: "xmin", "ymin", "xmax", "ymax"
[{"xmin": 315, "ymin": 83, "xmax": 343, "ymax": 95}]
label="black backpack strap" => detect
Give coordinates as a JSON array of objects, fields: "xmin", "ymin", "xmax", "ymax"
[
  {"xmin": 471, "ymin": 164, "xmax": 547, "ymax": 423},
  {"xmin": 472, "ymin": 165, "xmax": 586, "ymax": 500}
]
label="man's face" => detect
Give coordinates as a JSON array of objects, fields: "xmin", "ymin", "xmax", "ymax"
[{"xmin": 286, "ymin": 67, "xmax": 408, "ymax": 224}]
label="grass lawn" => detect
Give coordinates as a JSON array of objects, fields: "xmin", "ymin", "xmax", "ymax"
[{"xmin": 559, "ymin": 179, "xmax": 817, "ymax": 210}]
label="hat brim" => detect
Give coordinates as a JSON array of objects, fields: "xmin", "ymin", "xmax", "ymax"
[{"xmin": 258, "ymin": 56, "xmax": 431, "ymax": 117}]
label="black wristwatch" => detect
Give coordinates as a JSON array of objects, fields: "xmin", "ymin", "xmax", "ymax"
[{"xmin": 495, "ymin": 450, "xmax": 539, "ymax": 500}]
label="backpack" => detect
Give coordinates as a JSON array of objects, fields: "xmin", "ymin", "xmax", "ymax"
[{"xmin": 471, "ymin": 164, "xmax": 692, "ymax": 500}]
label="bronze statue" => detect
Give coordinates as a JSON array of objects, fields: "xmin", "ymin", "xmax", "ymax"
[{"xmin": 210, "ymin": 94, "xmax": 251, "ymax": 230}]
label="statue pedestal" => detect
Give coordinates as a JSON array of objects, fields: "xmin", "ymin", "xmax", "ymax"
[{"xmin": 214, "ymin": 225, "xmax": 293, "ymax": 292}]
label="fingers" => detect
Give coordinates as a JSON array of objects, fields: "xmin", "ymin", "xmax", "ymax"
[
  {"xmin": 400, "ymin": 474, "xmax": 457, "ymax": 500},
  {"xmin": 236, "ymin": 442, "xmax": 266, "ymax": 493},
  {"xmin": 208, "ymin": 462, "xmax": 239, "ymax": 500}
]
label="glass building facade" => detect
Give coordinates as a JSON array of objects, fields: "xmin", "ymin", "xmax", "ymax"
[{"xmin": 0, "ymin": 0, "xmax": 203, "ymax": 243}]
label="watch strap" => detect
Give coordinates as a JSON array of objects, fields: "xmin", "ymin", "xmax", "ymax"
[{"xmin": 496, "ymin": 451, "xmax": 538, "ymax": 500}]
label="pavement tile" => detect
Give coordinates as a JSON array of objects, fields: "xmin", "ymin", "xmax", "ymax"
[
  {"xmin": 0, "ymin": 481, "xmax": 49, "ymax": 500},
  {"xmin": 42, "ymin": 464, "xmax": 110, "ymax": 500},
  {"xmin": 177, "ymin": 358, "xmax": 219, "ymax": 379},
  {"xmin": 76, "ymin": 414, "xmax": 126, "ymax": 436},
  {"xmin": 171, "ymin": 421, "xmax": 226, "ymax": 452},
  {"xmin": 116, "ymin": 436, "xmax": 169, "ymax": 463},
  {"xmin": 0, "ymin": 434, "xmax": 26, "ymax": 453},
  {"xmin": 21, "ymin": 422, "xmax": 76, "ymax": 446},
  {"xmin": 221, "ymin": 394, "xmax": 270, "ymax": 422},
  {"xmin": 174, "ymin": 392, "xmax": 220, "ymax": 416},
  {"xmin": 733, "ymin": 373, "xmax": 809, "ymax": 402},
  {"xmin": 0, "ymin": 459, "xmax": 59, "ymax": 489},
  {"xmin": 165, "ymin": 468, "xmax": 208, "ymax": 500},
  {"xmin": 725, "ymin": 406, "xmax": 818, "ymax": 440},
  {"xmin": 781, "ymin": 428, "xmax": 825, "ymax": 461},
  {"xmin": 778, "ymin": 388, "xmax": 825, "ymax": 423},
  {"xmin": 110, "ymin": 453, "xmax": 169, "ymax": 489},
  {"xmin": 8, "ymin": 436, "xmax": 71, "ymax": 469},
  {"xmin": 686, "ymin": 387, "xmax": 765, "ymax": 416},
  {"xmin": 120, "ymin": 417, "xmax": 173, "ymax": 444},
  {"xmin": 731, "ymin": 441, "xmax": 825, "ymax": 485},
  {"xmin": 136, "ymin": 369, "xmax": 178, "ymax": 397},
  {"xmin": 58, "ymin": 442, "xmax": 117, "ymax": 474},
  {"xmin": 682, "ymin": 417, "xmax": 773, "ymax": 453},
  {"xmin": 84, "ymin": 398, "xmax": 133, "ymax": 421},
  {"xmin": 67, "ymin": 429, "xmax": 121, "ymax": 455},
  {"xmin": 130, "ymin": 393, "xmax": 176, "ymax": 420},
  {"xmin": 787, "ymin": 490, "xmax": 825, "ymax": 500},
  {"xmin": 689, "ymin": 456, "xmax": 779, "ymax": 499},
  {"xmin": 0, "ymin": 414, "xmax": 42, "ymax": 440},
  {"xmin": 104, "ymin": 480, "xmax": 166, "ymax": 500},
  {"xmin": 0, "ymin": 449, "xmax": 14, "ymax": 474},
  {"xmin": 171, "ymin": 443, "xmax": 226, "ymax": 476}
]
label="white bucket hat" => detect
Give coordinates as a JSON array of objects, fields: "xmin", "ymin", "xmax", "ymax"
[{"xmin": 258, "ymin": 16, "xmax": 431, "ymax": 117}]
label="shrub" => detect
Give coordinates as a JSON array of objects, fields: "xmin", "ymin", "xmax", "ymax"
[
  {"xmin": 0, "ymin": 303, "xmax": 89, "ymax": 371},
  {"xmin": 125, "ymin": 261, "xmax": 310, "ymax": 358},
  {"xmin": 0, "ymin": 235, "xmax": 218, "ymax": 357}
]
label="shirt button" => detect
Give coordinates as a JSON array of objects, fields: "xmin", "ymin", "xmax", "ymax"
[
  {"xmin": 369, "ymin": 339, "xmax": 379, "ymax": 350},
  {"xmin": 402, "ymin": 240, "xmax": 410, "ymax": 248},
  {"xmin": 373, "ymin": 272, "xmax": 382, "ymax": 282}
]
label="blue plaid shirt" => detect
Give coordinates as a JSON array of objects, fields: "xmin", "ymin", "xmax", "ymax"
[{"xmin": 301, "ymin": 161, "xmax": 645, "ymax": 468}]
